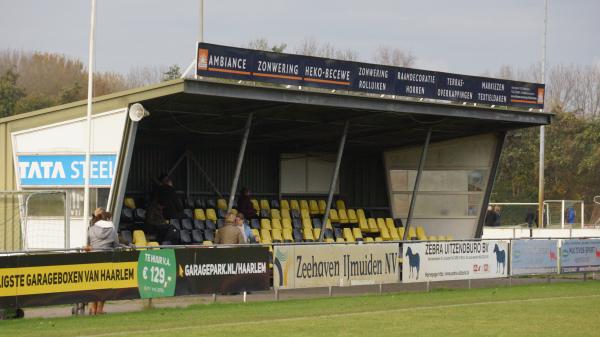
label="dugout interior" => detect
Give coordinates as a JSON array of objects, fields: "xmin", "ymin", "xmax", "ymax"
[{"xmin": 115, "ymin": 79, "xmax": 551, "ymax": 240}]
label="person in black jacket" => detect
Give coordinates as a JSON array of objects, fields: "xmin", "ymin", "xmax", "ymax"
[
  {"xmin": 154, "ymin": 174, "xmax": 183, "ymax": 220},
  {"xmin": 484, "ymin": 206, "xmax": 497, "ymax": 227},
  {"xmin": 237, "ymin": 187, "xmax": 256, "ymax": 220}
]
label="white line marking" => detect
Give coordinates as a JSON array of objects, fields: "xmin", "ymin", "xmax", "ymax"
[{"xmin": 80, "ymin": 294, "xmax": 600, "ymax": 337}]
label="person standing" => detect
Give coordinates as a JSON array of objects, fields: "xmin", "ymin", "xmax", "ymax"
[
  {"xmin": 85, "ymin": 208, "xmax": 120, "ymax": 315},
  {"xmin": 154, "ymin": 174, "xmax": 183, "ymax": 220},
  {"xmin": 215, "ymin": 212, "xmax": 245, "ymax": 244},
  {"xmin": 237, "ymin": 187, "xmax": 256, "ymax": 220}
]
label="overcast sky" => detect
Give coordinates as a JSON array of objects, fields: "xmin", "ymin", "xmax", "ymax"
[{"xmin": 1, "ymin": 0, "xmax": 598, "ymax": 77}]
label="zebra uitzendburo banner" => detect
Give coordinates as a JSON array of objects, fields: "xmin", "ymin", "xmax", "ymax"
[
  {"xmin": 196, "ymin": 43, "xmax": 545, "ymax": 109},
  {"xmin": 0, "ymin": 247, "xmax": 269, "ymax": 309}
]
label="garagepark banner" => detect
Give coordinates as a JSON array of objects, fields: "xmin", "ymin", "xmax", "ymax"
[
  {"xmin": 197, "ymin": 43, "xmax": 545, "ymax": 109},
  {"xmin": 0, "ymin": 247, "xmax": 269, "ymax": 309},
  {"xmin": 402, "ymin": 240, "xmax": 509, "ymax": 283}
]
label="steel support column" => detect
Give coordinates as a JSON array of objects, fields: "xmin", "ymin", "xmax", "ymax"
[
  {"xmin": 227, "ymin": 113, "xmax": 253, "ymax": 212},
  {"xmin": 319, "ymin": 121, "xmax": 349, "ymax": 242},
  {"xmin": 402, "ymin": 128, "xmax": 432, "ymax": 241}
]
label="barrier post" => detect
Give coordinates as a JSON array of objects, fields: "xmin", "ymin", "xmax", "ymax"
[
  {"xmin": 275, "ymin": 289, "xmax": 279, "ymax": 301},
  {"xmin": 243, "ymin": 291, "xmax": 247, "ymax": 303},
  {"xmin": 328, "ymin": 286, "xmax": 333, "ymax": 297},
  {"xmin": 212, "ymin": 293, "xmax": 217, "ymax": 303}
]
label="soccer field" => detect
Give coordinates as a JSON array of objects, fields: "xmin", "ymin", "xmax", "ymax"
[{"xmin": 2, "ymin": 282, "xmax": 600, "ymax": 337}]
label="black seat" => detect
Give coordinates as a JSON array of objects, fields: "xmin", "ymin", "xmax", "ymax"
[
  {"xmin": 394, "ymin": 218, "xmax": 403, "ymax": 228},
  {"xmin": 205, "ymin": 219, "xmax": 216, "ymax": 230},
  {"xmin": 184, "ymin": 198, "xmax": 195, "ymax": 209},
  {"xmin": 181, "ymin": 218, "xmax": 193, "ymax": 230},
  {"xmin": 206, "ymin": 199, "xmax": 216, "ymax": 209},
  {"xmin": 191, "ymin": 229, "xmax": 204, "ymax": 243},
  {"xmin": 119, "ymin": 230, "xmax": 133, "ymax": 245},
  {"xmin": 293, "ymin": 228, "xmax": 303, "ymax": 242},
  {"xmin": 170, "ymin": 219, "xmax": 181, "ymax": 230},
  {"xmin": 134, "ymin": 209, "xmax": 146, "ymax": 222},
  {"xmin": 204, "ymin": 229, "xmax": 215, "ymax": 242},
  {"xmin": 312, "ymin": 218, "xmax": 322, "ymax": 229},
  {"xmin": 217, "ymin": 208, "xmax": 227, "ymax": 219},
  {"xmin": 193, "ymin": 219, "xmax": 205, "ymax": 230},
  {"xmin": 183, "ymin": 208, "xmax": 193, "ymax": 219},
  {"xmin": 250, "ymin": 218, "xmax": 260, "ymax": 230},
  {"xmin": 217, "ymin": 219, "xmax": 225, "ymax": 229},
  {"xmin": 334, "ymin": 228, "xmax": 343, "ymax": 240},
  {"xmin": 292, "ymin": 218, "xmax": 302, "ymax": 229},
  {"xmin": 290, "ymin": 209, "xmax": 300, "ymax": 219},
  {"xmin": 121, "ymin": 208, "xmax": 134, "ymax": 222},
  {"xmin": 323, "ymin": 228, "xmax": 334, "ymax": 239},
  {"xmin": 271, "ymin": 200, "xmax": 280, "ymax": 209},
  {"xmin": 195, "ymin": 199, "xmax": 206, "ymax": 209},
  {"xmin": 260, "ymin": 209, "xmax": 270, "ymax": 219},
  {"xmin": 180, "ymin": 230, "xmax": 192, "ymax": 244}
]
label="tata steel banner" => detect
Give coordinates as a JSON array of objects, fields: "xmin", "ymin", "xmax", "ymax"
[
  {"xmin": 197, "ymin": 43, "xmax": 545, "ymax": 109},
  {"xmin": 17, "ymin": 154, "xmax": 117, "ymax": 187},
  {"xmin": 0, "ymin": 247, "xmax": 269, "ymax": 309},
  {"xmin": 402, "ymin": 241, "xmax": 509, "ymax": 283},
  {"xmin": 510, "ymin": 240, "xmax": 558, "ymax": 275},
  {"xmin": 560, "ymin": 239, "xmax": 600, "ymax": 273},
  {"xmin": 273, "ymin": 244, "xmax": 399, "ymax": 289}
]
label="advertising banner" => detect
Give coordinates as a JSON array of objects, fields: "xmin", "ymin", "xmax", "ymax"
[
  {"xmin": 197, "ymin": 43, "xmax": 545, "ymax": 109},
  {"xmin": 560, "ymin": 239, "xmax": 600, "ymax": 273},
  {"xmin": 510, "ymin": 240, "xmax": 558, "ymax": 275},
  {"xmin": 402, "ymin": 241, "xmax": 509, "ymax": 283},
  {"xmin": 0, "ymin": 247, "xmax": 269, "ymax": 309},
  {"xmin": 273, "ymin": 243, "xmax": 399, "ymax": 289},
  {"xmin": 16, "ymin": 154, "xmax": 117, "ymax": 187}
]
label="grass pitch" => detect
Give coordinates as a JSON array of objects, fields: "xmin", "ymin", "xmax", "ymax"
[{"xmin": 2, "ymin": 281, "xmax": 600, "ymax": 336}]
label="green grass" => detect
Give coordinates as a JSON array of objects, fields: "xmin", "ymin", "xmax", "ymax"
[{"xmin": 3, "ymin": 282, "xmax": 600, "ymax": 337}]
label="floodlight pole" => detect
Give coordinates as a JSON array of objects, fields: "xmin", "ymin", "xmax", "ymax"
[
  {"xmin": 403, "ymin": 128, "xmax": 432, "ymax": 241},
  {"xmin": 228, "ymin": 113, "xmax": 253, "ymax": 212},
  {"xmin": 538, "ymin": 0, "xmax": 548, "ymax": 228},
  {"xmin": 319, "ymin": 121, "xmax": 349, "ymax": 242},
  {"xmin": 83, "ymin": 0, "xmax": 96, "ymax": 243}
]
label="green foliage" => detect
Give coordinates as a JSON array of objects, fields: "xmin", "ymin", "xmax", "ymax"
[
  {"xmin": 0, "ymin": 68, "xmax": 25, "ymax": 117},
  {"xmin": 162, "ymin": 64, "xmax": 181, "ymax": 81}
]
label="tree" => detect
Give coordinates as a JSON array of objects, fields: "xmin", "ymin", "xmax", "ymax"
[
  {"xmin": 0, "ymin": 68, "xmax": 25, "ymax": 117},
  {"xmin": 246, "ymin": 38, "xmax": 287, "ymax": 53},
  {"xmin": 373, "ymin": 46, "xmax": 416, "ymax": 67},
  {"xmin": 294, "ymin": 37, "xmax": 358, "ymax": 61},
  {"xmin": 162, "ymin": 64, "xmax": 181, "ymax": 81}
]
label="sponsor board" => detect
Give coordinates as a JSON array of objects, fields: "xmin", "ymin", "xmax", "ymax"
[
  {"xmin": 273, "ymin": 244, "xmax": 399, "ymax": 289},
  {"xmin": 197, "ymin": 43, "xmax": 544, "ymax": 109},
  {"xmin": 560, "ymin": 239, "xmax": 600, "ymax": 273},
  {"xmin": 402, "ymin": 241, "xmax": 509, "ymax": 283},
  {"xmin": 511, "ymin": 240, "xmax": 558, "ymax": 275}
]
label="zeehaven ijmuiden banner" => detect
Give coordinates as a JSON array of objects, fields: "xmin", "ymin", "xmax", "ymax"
[
  {"xmin": 197, "ymin": 43, "xmax": 545, "ymax": 110},
  {"xmin": 0, "ymin": 247, "xmax": 269, "ymax": 309}
]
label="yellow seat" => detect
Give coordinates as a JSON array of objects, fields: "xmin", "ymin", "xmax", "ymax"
[
  {"xmin": 329, "ymin": 209, "xmax": 339, "ymax": 223},
  {"xmin": 124, "ymin": 197, "xmax": 136, "ymax": 209},
  {"xmin": 323, "ymin": 219, "xmax": 333, "ymax": 229},
  {"xmin": 338, "ymin": 209, "xmax": 349, "ymax": 224},
  {"xmin": 359, "ymin": 218, "xmax": 369, "ymax": 232},
  {"xmin": 299, "ymin": 200, "xmax": 309, "ymax": 210},
  {"xmin": 260, "ymin": 199, "xmax": 270, "ymax": 210},
  {"xmin": 272, "ymin": 229, "xmax": 283, "ymax": 242},
  {"xmin": 347, "ymin": 209, "xmax": 358, "ymax": 223},
  {"xmin": 385, "ymin": 218, "xmax": 395, "ymax": 229},
  {"xmin": 303, "ymin": 227, "xmax": 315, "ymax": 241},
  {"xmin": 416, "ymin": 226, "xmax": 427, "ymax": 240},
  {"xmin": 343, "ymin": 228, "xmax": 355, "ymax": 242},
  {"xmin": 280, "ymin": 200, "xmax": 290, "ymax": 210},
  {"xmin": 282, "ymin": 218, "xmax": 292, "ymax": 229},
  {"xmin": 397, "ymin": 227, "xmax": 405, "ymax": 240},
  {"xmin": 380, "ymin": 227, "xmax": 391, "ymax": 241},
  {"xmin": 367, "ymin": 218, "xmax": 379, "ymax": 233},
  {"xmin": 318, "ymin": 200, "xmax": 327, "ymax": 214},
  {"xmin": 133, "ymin": 230, "xmax": 147, "ymax": 246},
  {"xmin": 281, "ymin": 208, "xmax": 291, "ymax": 219},
  {"xmin": 202, "ymin": 240, "xmax": 213, "ymax": 246},
  {"xmin": 147, "ymin": 241, "xmax": 159, "ymax": 249},
  {"xmin": 251, "ymin": 229, "xmax": 261, "ymax": 243},
  {"xmin": 302, "ymin": 217, "xmax": 312, "ymax": 228},
  {"xmin": 389, "ymin": 227, "xmax": 400, "ymax": 240},
  {"xmin": 217, "ymin": 198, "xmax": 228, "ymax": 210},
  {"xmin": 428, "ymin": 235, "xmax": 437, "ymax": 241},
  {"xmin": 356, "ymin": 209, "xmax": 366, "ymax": 221},
  {"xmin": 313, "ymin": 228, "xmax": 321, "ymax": 240},
  {"xmin": 408, "ymin": 227, "xmax": 417, "ymax": 240},
  {"xmin": 290, "ymin": 200, "xmax": 300, "ymax": 211},
  {"xmin": 325, "ymin": 238, "xmax": 335, "ymax": 243},
  {"xmin": 260, "ymin": 229, "xmax": 273, "ymax": 244},
  {"xmin": 336, "ymin": 237, "xmax": 345, "ymax": 243},
  {"xmin": 283, "ymin": 228, "xmax": 293, "ymax": 242},
  {"xmin": 251, "ymin": 199, "xmax": 260, "ymax": 212},
  {"xmin": 194, "ymin": 208, "xmax": 206, "ymax": 220},
  {"xmin": 376, "ymin": 218, "xmax": 386, "ymax": 231},
  {"xmin": 375, "ymin": 237, "xmax": 383, "ymax": 242},
  {"xmin": 352, "ymin": 228, "xmax": 363, "ymax": 241},
  {"xmin": 206, "ymin": 208, "xmax": 217, "ymax": 221},
  {"xmin": 309, "ymin": 200, "xmax": 319, "ymax": 215},
  {"xmin": 300, "ymin": 208, "xmax": 310, "ymax": 220},
  {"xmin": 271, "ymin": 209, "xmax": 281, "ymax": 220},
  {"xmin": 261, "ymin": 218, "xmax": 272, "ymax": 230},
  {"xmin": 336, "ymin": 200, "xmax": 346, "ymax": 210},
  {"xmin": 365, "ymin": 237, "xmax": 374, "ymax": 243},
  {"xmin": 446, "ymin": 235, "xmax": 454, "ymax": 241},
  {"xmin": 271, "ymin": 218, "xmax": 282, "ymax": 230}
]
